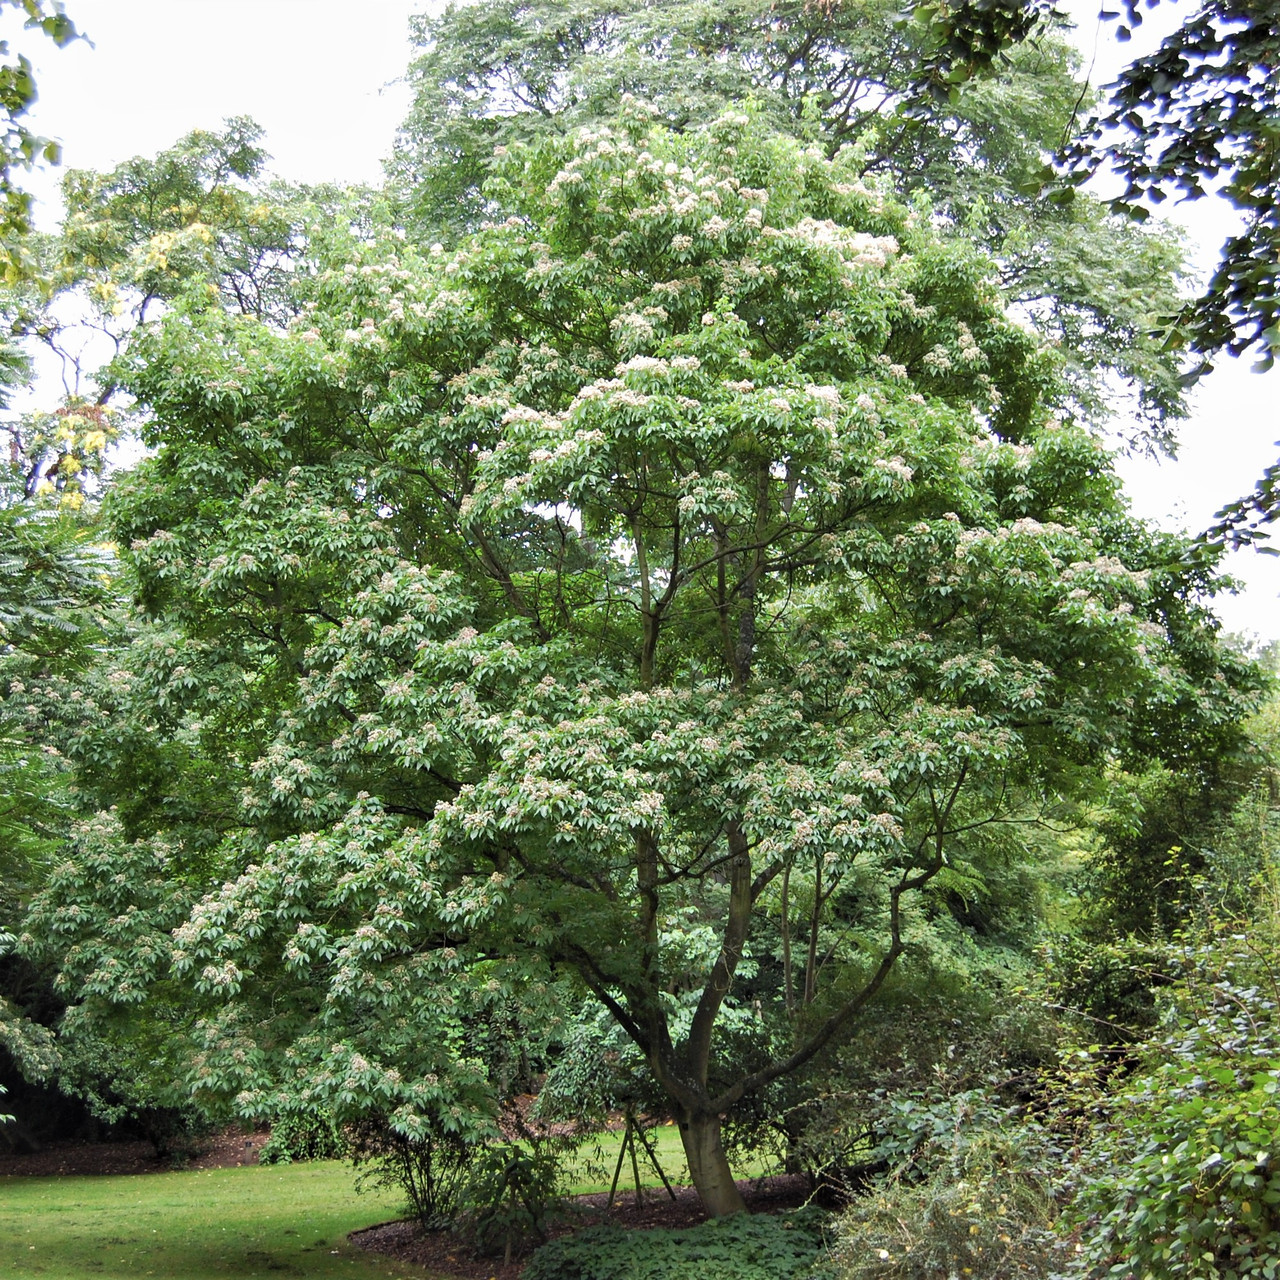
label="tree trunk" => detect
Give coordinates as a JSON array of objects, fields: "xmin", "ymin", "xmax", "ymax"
[{"xmin": 679, "ymin": 1111, "xmax": 746, "ymax": 1216}]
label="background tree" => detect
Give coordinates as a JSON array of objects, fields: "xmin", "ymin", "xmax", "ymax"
[
  {"xmin": 0, "ymin": 449, "xmax": 117, "ymax": 1148},
  {"xmin": 390, "ymin": 0, "xmax": 1192, "ymax": 447},
  {"xmin": 24, "ymin": 109, "xmax": 1259, "ymax": 1215},
  {"xmin": 914, "ymin": 0, "xmax": 1280, "ymax": 542},
  {"xmin": 0, "ymin": 118, "xmax": 400, "ymax": 1153},
  {"xmin": 4, "ymin": 117, "xmax": 332, "ymax": 408}
]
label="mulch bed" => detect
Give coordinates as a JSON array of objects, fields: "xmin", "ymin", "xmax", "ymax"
[
  {"xmin": 0, "ymin": 1126, "xmax": 271, "ymax": 1177},
  {"xmin": 350, "ymin": 1174, "xmax": 813, "ymax": 1280}
]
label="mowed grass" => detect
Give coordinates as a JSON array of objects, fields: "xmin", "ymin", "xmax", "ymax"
[
  {"xmin": 0, "ymin": 1161, "xmax": 423, "ymax": 1280},
  {"xmin": 567, "ymin": 1120, "xmax": 689, "ymax": 1194},
  {"xmin": 567, "ymin": 1121, "xmax": 775, "ymax": 1194},
  {"xmin": 0, "ymin": 1127, "xmax": 774, "ymax": 1280}
]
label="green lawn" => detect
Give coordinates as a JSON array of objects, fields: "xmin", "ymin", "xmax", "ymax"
[
  {"xmin": 567, "ymin": 1120, "xmax": 690, "ymax": 1195},
  {"xmin": 0, "ymin": 1128, "xmax": 772, "ymax": 1280},
  {"xmin": 567, "ymin": 1121, "xmax": 775, "ymax": 1195},
  {"xmin": 0, "ymin": 1162, "xmax": 421, "ymax": 1280}
]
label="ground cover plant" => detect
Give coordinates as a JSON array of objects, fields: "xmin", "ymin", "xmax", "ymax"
[{"xmin": 523, "ymin": 1209, "xmax": 831, "ymax": 1280}]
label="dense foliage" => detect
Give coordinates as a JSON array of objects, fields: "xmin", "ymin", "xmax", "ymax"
[
  {"xmin": 524, "ymin": 1210, "xmax": 830, "ymax": 1280},
  {"xmin": 2, "ymin": 5, "xmax": 1279, "ymax": 1277},
  {"xmin": 394, "ymin": 0, "xmax": 1191, "ymax": 445},
  {"xmin": 1068, "ymin": 919, "xmax": 1280, "ymax": 1280},
  {"xmin": 15, "ymin": 103, "xmax": 1260, "ymax": 1216}
]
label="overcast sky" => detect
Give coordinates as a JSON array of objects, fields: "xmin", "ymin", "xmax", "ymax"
[{"xmin": 12, "ymin": 0, "xmax": 1280, "ymax": 639}]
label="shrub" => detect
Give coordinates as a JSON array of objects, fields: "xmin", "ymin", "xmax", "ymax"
[
  {"xmin": 136, "ymin": 1103, "xmax": 216, "ymax": 1168},
  {"xmin": 789, "ymin": 967, "xmax": 1060, "ymax": 1196},
  {"xmin": 460, "ymin": 1138, "xmax": 566, "ymax": 1261},
  {"xmin": 258, "ymin": 1109, "xmax": 345, "ymax": 1164},
  {"xmin": 823, "ymin": 1085, "xmax": 1060, "ymax": 1280},
  {"xmin": 828, "ymin": 1158, "xmax": 1057, "ymax": 1280},
  {"xmin": 1066, "ymin": 920, "xmax": 1280, "ymax": 1280},
  {"xmin": 347, "ymin": 1114, "xmax": 477, "ymax": 1230},
  {"xmin": 523, "ymin": 1209, "xmax": 831, "ymax": 1280}
]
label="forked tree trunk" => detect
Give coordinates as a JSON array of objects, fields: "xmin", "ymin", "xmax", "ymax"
[{"xmin": 679, "ymin": 1111, "xmax": 747, "ymax": 1216}]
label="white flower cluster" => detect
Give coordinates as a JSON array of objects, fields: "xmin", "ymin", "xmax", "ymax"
[
  {"xmin": 873, "ymin": 456, "xmax": 914, "ymax": 482},
  {"xmin": 618, "ymin": 355, "xmax": 668, "ymax": 376},
  {"xmin": 922, "ymin": 345, "xmax": 953, "ymax": 373},
  {"xmin": 955, "ymin": 322, "xmax": 984, "ymax": 364},
  {"xmin": 873, "ymin": 353, "xmax": 909, "ymax": 379},
  {"xmin": 805, "ymin": 384, "xmax": 841, "ymax": 406},
  {"xmin": 832, "ymin": 178, "xmax": 888, "ymax": 216},
  {"xmin": 611, "ymin": 310, "xmax": 658, "ymax": 352},
  {"xmin": 774, "ymin": 220, "xmax": 899, "ymax": 267},
  {"xmin": 501, "ymin": 405, "xmax": 544, "ymax": 425},
  {"xmin": 651, "ymin": 276, "xmax": 702, "ymax": 297},
  {"xmin": 1063, "ymin": 555, "xmax": 1150, "ymax": 593}
]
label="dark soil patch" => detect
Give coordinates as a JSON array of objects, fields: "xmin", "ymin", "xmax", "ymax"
[
  {"xmin": 351, "ymin": 1174, "xmax": 812, "ymax": 1280},
  {"xmin": 0, "ymin": 1126, "xmax": 271, "ymax": 1177}
]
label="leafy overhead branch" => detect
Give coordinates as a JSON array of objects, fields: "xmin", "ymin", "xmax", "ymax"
[
  {"xmin": 0, "ymin": 0, "xmax": 78, "ymax": 267},
  {"xmin": 1066, "ymin": 0, "xmax": 1280, "ymax": 369}
]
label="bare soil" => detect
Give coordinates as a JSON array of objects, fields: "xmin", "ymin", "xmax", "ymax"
[
  {"xmin": 0, "ymin": 1126, "xmax": 271, "ymax": 1177},
  {"xmin": 350, "ymin": 1174, "xmax": 813, "ymax": 1280}
]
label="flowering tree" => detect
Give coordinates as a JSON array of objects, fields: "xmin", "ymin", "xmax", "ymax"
[
  {"xmin": 24, "ymin": 108, "xmax": 1254, "ymax": 1216},
  {"xmin": 395, "ymin": 0, "xmax": 1191, "ymax": 445}
]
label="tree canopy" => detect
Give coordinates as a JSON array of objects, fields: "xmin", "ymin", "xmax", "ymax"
[
  {"xmin": 20, "ymin": 108, "xmax": 1259, "ymax": 1216},
  {"xmin": 391, "ymin": 0, "xmax": 1193, "ymax": 446}
]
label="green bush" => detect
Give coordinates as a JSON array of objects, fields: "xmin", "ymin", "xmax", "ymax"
[
  {"xmin": 786, "ymin": 955, "xmax": 1060, "ymax": 1193},
  {"xmin": 460, "ymin": 1138, "xmax": 566, "ymax": 1259},
  {"xmin": 1067, "ymin": 920, "xmax": 1280, "ymax": 1280},
  {"xmin": 258, "ymin": 1109, "xmax": 345, "ymax": 1164},
  {"xmin": 347, "ymin": 1114, "xmax": 477, "ymax": 1230},
  {"xmin": 825, "ymin": 1092, "xmax": 1059, "ymax": 1280},
  {"xmin": 828, "ymin": 1163, "xmax": 1056, "ymax": 1280},
  {"xmin": 523, "ymin": 1209, "xmax": 831, "ymax": 1280},
  {"xmin": 137, "ymin": 1103, "xmax": 217, "ymax": 1169}
]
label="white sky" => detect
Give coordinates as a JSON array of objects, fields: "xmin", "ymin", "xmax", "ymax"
[
  {"xmin": 20, "ymin": 0, "xmax": 427, "ymax": 193},
  {"xmin": 12, "ymin": 0, "xmax": 1280, "ymax": 639}
]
